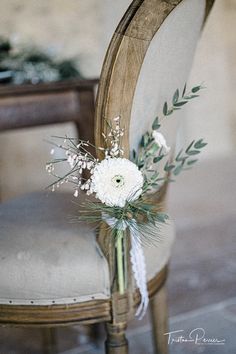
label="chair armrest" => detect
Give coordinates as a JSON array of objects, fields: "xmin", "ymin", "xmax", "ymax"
[{"xmin": 0, "ymin": 78, "xmax": 99, "ymax": 131}]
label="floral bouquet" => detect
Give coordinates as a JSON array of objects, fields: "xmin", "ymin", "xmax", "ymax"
[{"xmin": 46, "ymin": 84, "xmax": 207, "ymax": 319}]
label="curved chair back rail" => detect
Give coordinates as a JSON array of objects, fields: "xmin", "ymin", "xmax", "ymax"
[
  {"xmin": 0, "ymin": 0, "xmax": 214, "ymax": 334},
  {"xmin": 95, "ymin": 0, "xmax": 214, "ymax": 157}
]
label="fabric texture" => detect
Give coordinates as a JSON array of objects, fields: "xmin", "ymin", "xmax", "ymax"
[
  {"xmin": 0, "ymin": 191, "xmax": 174, "ymax": 305},
  {"xmin": 130, "ymin": 0, "xmax": 205, "ymax": 152}
]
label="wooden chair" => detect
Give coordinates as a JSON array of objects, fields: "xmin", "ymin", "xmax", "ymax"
[{"xmin": 0, "ymin": 1, "xmax": 214, "ymax": 353}]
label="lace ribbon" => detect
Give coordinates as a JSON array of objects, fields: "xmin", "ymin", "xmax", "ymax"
[{"xmin": 102, "ymin": 214, "xmax": 149, "ymax": 319}]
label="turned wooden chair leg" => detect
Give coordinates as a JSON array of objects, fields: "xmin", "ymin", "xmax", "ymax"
[
  {"xmin": 150, "ymin": 284, "xmax": 169, "ymax": 354},
  {"xmin": 41, "ymin": 328, "xmax": 57, "ymax": 354},
  {"xmin": 105, "ymin": 322, "xmax": 128, "ymax": 354}
]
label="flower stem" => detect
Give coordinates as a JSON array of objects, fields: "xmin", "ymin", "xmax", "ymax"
[{"xmin": 116, "ymin": 229, "xmax": 125, "ymax": 294}]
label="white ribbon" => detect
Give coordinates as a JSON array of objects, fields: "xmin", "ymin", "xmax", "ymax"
[
  {"xmin": 102, "ymin": 214, "xmax": 149, "ymax": 319},
  {"xmin": 129, "ymin": 224, "xmax": 149, "ymax": 319}
]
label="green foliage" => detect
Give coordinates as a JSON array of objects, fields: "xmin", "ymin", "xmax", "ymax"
[
  {"xmin": 78, "ymin": 197, "xmax": 169, "ymax": 245},
  {"xmin": 152, "ymin": 117, "xmax": 161, "ymax": 130},
  {"xmin": 132, "ymin": 84, "xmax": 205, "ymax": 189},
  {"xmin": 0, "ymin": 36, "xmax": 82, "ymax": 85},
  {"xmin": 170, "ymin": 139, "xmax": 207, "ymax": 177},
  {"xmin": 161, "ymin": 84, "xmax": 204, "ymax": 117}
]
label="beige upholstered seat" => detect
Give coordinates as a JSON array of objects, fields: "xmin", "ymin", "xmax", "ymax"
[{"xmin": 0, "ymin": 191, "xmax": 175, "ymax": 306}]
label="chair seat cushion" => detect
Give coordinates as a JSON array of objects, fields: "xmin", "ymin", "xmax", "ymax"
[{"xmin": 0, "ymin": 191, "xmax": 175, "ymax": 306}]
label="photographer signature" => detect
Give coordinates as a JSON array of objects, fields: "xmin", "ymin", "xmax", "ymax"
[{"xmin": 164, "ymin": 328, "xmax": 226, "ymax": 345}]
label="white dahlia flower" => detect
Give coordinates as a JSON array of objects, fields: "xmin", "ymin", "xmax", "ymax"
[
  {"xmin": 91, "ymin": 158, "xmax": 144, "ymax": 207},
  {"xmin": 152, "ymin": 131, "xmax": 170, "ymax": 154}
]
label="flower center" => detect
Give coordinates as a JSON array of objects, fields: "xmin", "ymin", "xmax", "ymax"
[{"xmin": 111, "ymin": 174, "xmax": 125, "ymax": 188}]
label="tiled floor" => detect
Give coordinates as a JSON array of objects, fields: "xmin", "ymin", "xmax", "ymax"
[{"xmin": 0, "ymin": 156, "xmax": 236, "ymax": 353}]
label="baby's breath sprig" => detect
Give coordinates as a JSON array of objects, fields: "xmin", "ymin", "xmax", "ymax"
[
  {"xmin": 46, "ymin": 117, "xmax": 125, "ymax": 196},
  {"xmin": 102, "ymin": 116, "xmax": 124, "ymax": 158},
  {"xmin": 46, "ymin": 136, "xmax": 99, "ymax": 195}
]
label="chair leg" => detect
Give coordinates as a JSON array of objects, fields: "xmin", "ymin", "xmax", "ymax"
[
  {"xmin": 41, "ymin": 328, "xmax": 57, "ymax": 354},
  {"xmin": 150, "ymin": 284, "xmax": 169, "ymax": 354},
  {"xmin": 105, "ymin": 322, "xmax": 128, "ymax": 354},
  {"xmin": 89, "ymin": 323, "xmax": 102, "ymax": 348}
]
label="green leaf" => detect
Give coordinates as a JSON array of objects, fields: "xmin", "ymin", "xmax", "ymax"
[
  {"xmin": 188, "ymin": 94, "xmax": 199, "ymax": 99},
  {"xmin": 194, "ymin": 139, "xmax": 207, "ymax": 149},
  {"xmin": 186, "ymin": 150, "xmax": 201, "ymax": 156},
  {"xmin": 138, "ymin": 160, "xmax": 144, "ymax": 166},
  {"xmin": 132, "ymin": 149, "xmax": 136, "ymax": 160},
  {"xmin": 151, "ymin": 172, "xmax": 159, "ymax": 180},
  {"xmin": 182, "ymin": 83, "xmax": 187, "ymax": 97},
  {"xmin": 192, "ymin": 85, "xmax": 201, "ymax": 93},
  {"xmin": 152, "ymin": 116, "xmax": 161, "ymax": 130},
  {"xmin": 153, "ymin": 155, "xmax": 164, "ymax": 163},
  {"xmin": 186, "ymin": 140, "xmax": 195, "ymax": 152},
  {"xmin": 140, "ymin": 132, "xmax": 149, "ymax": 147},
  {"xmin": 147, "ymin": 143, "xmax": 159, "ymax": 155},
  {"xmin": 173, "ymin": 101, "xmax": 187, "ymax": 107},
  {"xmin": 173, "ymin": 165, "xmax": 183, "ymax": 175},
  {"xmin": 172, "ymin": 89, "xmax": 179, "ymax": 104},
  {"xmin": 163, "ymin": 102, "xmax": 168, "ymax": 116},
  {"xmin": 175, "ymin": 149, "xmax": 183, "ymax": 162},
  {"xmin": 142, "ymin": 204, "xmax": 152, "ymax": 211},
  {"xmin": 164, "ymin": 162, "xmax": 175, "ymax": 172},
  {"xmin": 167, "ymin": 109, "xmax": 174, "ymax": 116},
  {"xmin": 156, "ymin": 213, "xmax": 169, "ymax": 223},
  {"xmin": 187, "ymin": 159, "xmax": 198, "ymax": 166}
]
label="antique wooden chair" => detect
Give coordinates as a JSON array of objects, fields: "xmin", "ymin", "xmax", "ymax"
[{"xmin": 0, "ymin": 1, "xmax": 214, "ymax": 353}]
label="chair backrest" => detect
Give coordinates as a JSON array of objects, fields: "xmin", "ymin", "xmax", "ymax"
[
  {"xmin": 95, "ymin": 0, "xmax": 214, "ymax": 155},
  {"xmin": 95, "ymin": 0, "xmax": 214, "ymax": 319}
]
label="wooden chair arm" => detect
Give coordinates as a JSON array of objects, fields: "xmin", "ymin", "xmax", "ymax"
[{"xmin": 0, "ymin": 78, "xmax": 99, "ymax": 132}]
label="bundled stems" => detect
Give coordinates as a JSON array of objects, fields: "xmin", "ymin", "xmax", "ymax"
[{"xmin": 116, "ymin": 229, "xmax": 125, "ymax": 294}]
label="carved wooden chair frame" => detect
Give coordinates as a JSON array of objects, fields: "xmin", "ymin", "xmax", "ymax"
[{"xmin": 0, "ymin": 1, "xmax": 214, "ymax": 353}]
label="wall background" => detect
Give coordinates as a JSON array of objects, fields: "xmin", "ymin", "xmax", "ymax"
[{"xmin": 0, "ymin": 0, "xmax": 235, "ymax": 200}]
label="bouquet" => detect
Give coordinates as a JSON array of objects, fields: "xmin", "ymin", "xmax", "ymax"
[{"xmin": 46, "ymin": 84, "xmax": 207, "ymax": 319}]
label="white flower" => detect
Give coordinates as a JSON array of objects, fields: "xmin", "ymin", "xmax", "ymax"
[
  {"xmin": 91, "ymin": 158, "xmax": 144, "ymax": 207},
  {"xmin": 152, "ymin": 131, "xmax": 170, "ymax": 154}
]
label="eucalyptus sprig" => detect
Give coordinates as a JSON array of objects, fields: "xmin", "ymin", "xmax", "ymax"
[
  {"xmin": 167, "ymin": 138, "xmax": 207, "ymax": 177},
  {"xmin": 140, "ymin": 138, "xmax": 207, "ymax": 192},
  {"xmin": 150, "ymin": 84, "xmax": 204, "ymax": 132},
  {"xmin": 132, "ymin": 84, "xmax": 205, "ymax": 190}
]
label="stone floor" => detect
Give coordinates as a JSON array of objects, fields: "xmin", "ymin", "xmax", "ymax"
[{"xmin": 0, "ymin": 156, "xmax": 236, "ymax": 353}]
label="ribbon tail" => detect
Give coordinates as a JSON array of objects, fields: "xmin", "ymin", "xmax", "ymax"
[{"xmin": 130, "ymin": 229, "xmax": 149, "ymax": 320}]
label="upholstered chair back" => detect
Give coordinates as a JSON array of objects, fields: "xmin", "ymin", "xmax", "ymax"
[{"xmin": 95, "ymin": 0, "xmax": 214, "ymax": 158}]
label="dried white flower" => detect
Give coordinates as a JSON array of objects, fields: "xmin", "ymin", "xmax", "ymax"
[
  {"xmin": 74, "ymin": 190, "xmax": 79, "ymax": 197},
  {"xmin": 152, "ymin": 131, "xmax": 170, "ymax": 154},
  {"xmin": 91, "ymin": 158, "xmax": 144, "ymax": 207}
]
